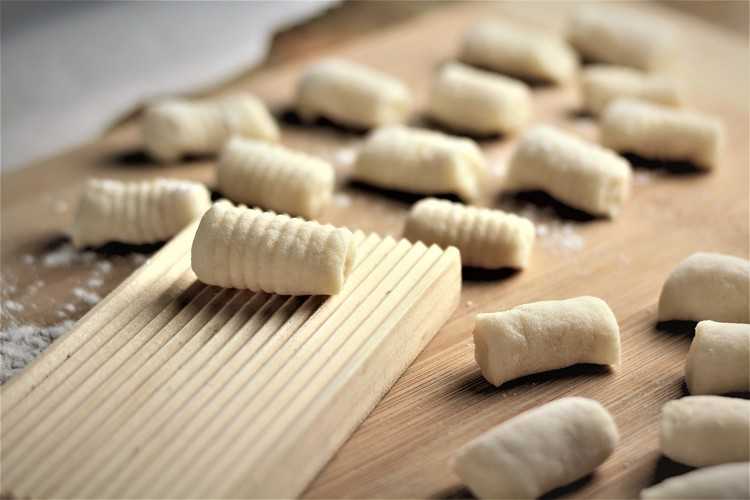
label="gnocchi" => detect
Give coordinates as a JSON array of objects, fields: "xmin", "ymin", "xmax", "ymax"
[
  {"xmin": 686, "ymin": 321, "xmax": 750, "ymax": 395},
  {"xmin": 641, "ymin": 463, "xmax": 750, "ymax": 499},
  {"xmin": 581, "ymin": 65, "xmax": 681, "ymax": 115}
]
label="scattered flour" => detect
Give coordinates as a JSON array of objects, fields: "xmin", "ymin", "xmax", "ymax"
[
  {"xmin": 333, "ymin": 147, "xmax": 357, "ymax": 167},
  {"xmin": 509, "ymin": 204, "xmax": 586, "ymax": 253},
  {"xmin": 333, "ymin": 193, "xmax": 352, "ymax": 208},
  {"xmin": 73, "ymin": 288, "xmax": 101, "ymax": 306},
  {"xmin": 0, "ymin": 320, "xmax": 75, "ymax": 383},
  {"xmin": 3, "ymin": 300, "xmax": 24, "ymax": 313},
  {"xmin": 87, "ymin": 277, "xmax": 104, "ymax": 289},
  {"xmin": 130, "ymin": 254, "xmax": 147, "ymax": 265},
  {"xmin": 96, "ymin": 261, "xmax": 113, "ymax": 274},
  {"xmin": 43, "ymin": 243, "xmax": 96, "ymax": 267},
  {"xmin": 22, "ymin": 254, "xmax": 35, "ymax": 265}
]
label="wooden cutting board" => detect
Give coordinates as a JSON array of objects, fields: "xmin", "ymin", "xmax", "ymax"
[{"xmin": 1, "ymin": 2, "xmax": 748, "ymax": 498}]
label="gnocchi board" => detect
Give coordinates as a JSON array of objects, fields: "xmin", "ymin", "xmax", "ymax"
[{"xmin": 0, "ymin": 1, "xmax": 748, "ymax": 498}]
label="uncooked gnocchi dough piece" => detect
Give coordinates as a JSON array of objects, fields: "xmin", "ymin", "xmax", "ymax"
[
  {"xmin": 71, "ymin": 178, "xmax": 211, "ymax": 248},
  {"xmin": 191, "ymin": 201, "xmax": 356, "ymax": 296},
  {"xmin": 657, "ymin": 252, "xmax": 750, "ymax": 323},
  {"xmin": 296, "ymin": 59, "xmax": 412, "ymax": 129},
  {"xmin": 640, "ymin": 462, "xmax": 750, "ymax": 499},
  {"xmin": 428, "ymin": 62, "xmax": 532, "ymax": 135},
  {"xmin": 601, "ymin": 99, "xmax": 724, "ymax": 171},
  {"xmin": 568, "ymin": 7, "xmax": 676, "ymax": 71},
  {"xmin": 660, "ymin": 396, "xmax": 750, "ymax": 467},
  {"xmin": 217, "ymin": 137, "xmax": 334, "ymax": 220},
  {"xmin": 142, "ymin": 94, "xmax": 279, "ymax": 163},
  {"xmin": 473, "ymin": 296, "xmax": 620, "ymax": 387},
  {"xmin": 505, "ymin": 126, "xmax": 632, "ymax": 217},
  {"xmin": 454, "ymin": 397, "xmax": 619, "ymax": 499},
  {"xmin": 581, "ymin": 65, "xmax": 681, "ymax": 115},
  {"xmin": 686, "ymin": 321, "xmax": 750, "ymax": 395},
  {"xmin": 404, "ymin": 198, "xmax": 535, "ymax": 269},
  {"xmin": 352, "ymin": 126, "xmax": 488, "ymax": 202},
  {"xmin": 459, "ymin": 20, "xmax": 578, "ymax": 84}
]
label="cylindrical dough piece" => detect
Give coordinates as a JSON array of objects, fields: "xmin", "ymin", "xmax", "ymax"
[
  {"xmin": 191, "ymin": 201, "xmax": 356, "ymax": 296},
  {"xmin": 601, "ymin": 99, "xmax": 724, "ymax": 171},
  {"xmin": 473, "ymin": 296, "xmax": 621, "ymax": 387},
  {"xmin": 660, "ymin": 396, "xmax": 750, "ymax": 467},
  {"xmin": 296, "ymin": 58, "xmax": 412, "ymax": 129},
  {"xmin": 454, "ymin": 397, "xmax": 619, "ymax": 499},
  {"xmin": 428, "ymin": 62, "xmax": 532, "ymax": 135},
  {"xmin": 686, "ymin": 321, "xmax": 750, "ymax": 395},
  {"xmin": 142, "ymin": 94, "xmax": 279, "ymax": 163},
  {"xmin": 459, "ymin": 21, "xmax": 578, "ymax": 84},
  {"xmin": 568, "ymin": 7, "xmax": 676, "ymax": 71},
  {"xmin": 352, "ymin": 126, "xmax": 488, "ymax": 202},
  {"xmin": 71, "ymin": 178, "xmax": 211, "ymax": 248},
  {"xmin": 580, "ymin": 65, "xmax": 681, "ymax": 115},
  {"xmin": 217, "ymin": 138, "xmax": 334, "ymax": 220},
  {"xmin": 657, "ymin": 252, "xmax": 750, "ymax": 323},
  {"xmin": 505, "ymin": 126, "xmax": 632, "ymax": 217},
  {"xmin": 641, "ymin": 463, "xmax": 750, "ymax": 499},
  {"xmin": 403, "ymin": 198, "xmax": 535, "ymax": 269}
]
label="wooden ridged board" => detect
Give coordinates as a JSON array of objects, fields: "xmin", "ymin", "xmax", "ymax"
[{"xmin": 0, "ymin": 223, "xmax": 462, "ymax": 499}]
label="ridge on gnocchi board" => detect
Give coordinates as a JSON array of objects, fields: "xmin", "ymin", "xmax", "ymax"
[{"xmin": 0, "ymin": 222, "xmax": 462, "ymax": 498}]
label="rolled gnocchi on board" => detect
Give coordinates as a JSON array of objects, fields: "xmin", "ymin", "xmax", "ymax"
[
  {"xmin": 352, "ymin": 126, "xmax": 488, "ymax": 202},
  {"xmin": 658, "ymin": 252, "xmax": 750, "ymax": 323},
  {"xmin": 505, "ymin": 126, "xmax": 632, "ymax": 217},
  {"xmin": 660, "ymin": 396, "xmax": 750, "ymax": 467},
  {"xmin": 217, "ymin": 137, "xmax": 334, "ymax": 220},
  {"xmin": 454, "ymin": 397, "xmax": 619, "ymax": 499},
  {"xmin": 459, "ymin": 20, "xmax": 578, "ymax": 84},
  {"xmin": 296, "ymin": 59, "xmax": 412, "ymax": 130},
  {"xmin": 685, "ymin": 321, "xmax": 750, "ymax": 395},
  {"xmin": 473, "ymin": 296, "xmax": 620, "ymax": 387},
  {"xmin": 142, "ymin": 94, "xmax": 279, "ymax": 163},
  {"xmin": 71, "ymin": 178, "xmax": 211, "ymax": 248},
  {"xmin": 428, "ymin": 62, "xmax": 532, "ymax": 136},
  {"xmin": 580, "ymin": 65, "xmax": 681, "ymax": 115},
  {"xmin": 641, "ymin": 462, "xmax": 750, "ymax": 500},
  {"xmin": 191, "ymin": 201, "xmax": 356, "ymax": 296},
  {"xmin": 601, "ymin": 99, "xmax": 724, "ymax": 171},
  {"xmin": 568, "ymin": 7, "xmax": 676, "ymax": 71},
  {"xmin": 403, "ymin": 198, "xmax": 535, "ymax": 269}
]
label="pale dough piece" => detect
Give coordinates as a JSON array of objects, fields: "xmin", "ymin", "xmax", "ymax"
[
  {"xmin": 568, "ymin": 7, "xmax": 676, "ymax": 71},
  {"xmin": 352, "ymin": 126, "xmax": 488, "ymax": 202},
  {"xmin": 459, "ymin": 20, "xmax": 578, "ymax": 84},
  {"xmin": 142, "ymin": 94, "xmax": 279, "ymax": 163},
  {"xmin": 296, "ymin": 58, "xmax": 412, "ymax": 129},
  {"xmin": 657, "ymin": 252, "xmax": 750, "ymax": 323},
  {"xmin": 505, "ymin": 126, "xmax": 632, "ymax": 217},
  {"xmin": 217, "ymin": 137, "xmax": 334, "ymax": 220},
  {"xmin": 660, "ymin": 396, "xmax": 750, "ymax": 467},
  {"xmin": 403, "ymin": 198, "xmax": 535, "ymax": 269},
  {"xmin": 601, "ymin": 99, "xmax": 724, "ymax": 171},
  {"xmin": 641, "ymin": 462, "xmax": 750, "ymax": 499},
  {"xmin": 454, "ymin": 397, "xmax": 619, "ymax": 499},
  {"xmin": 71, "ymin": 178, "xmax": 211, "ymax": 248},
  {"xmin": 473, "ymin": 296, "xmax": 620, "ymax": 387},
  {"xmin": 428, "ymin": 62, "xmax": 532, "ymax": 136},
  {"xmin": 686, "ymin": 321, "xmax": 750, "ymax": 395},
  {"xmin": 581, "ymin": 65, "xmax": 681, "ymax": 115},
  {"xmin": 191, "ymin": 201, "xmax": 356, "ymax": 296}
]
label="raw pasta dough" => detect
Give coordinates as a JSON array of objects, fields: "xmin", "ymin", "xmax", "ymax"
[
  {"xmin": 473, "ymin": 296, "xmax": 620, "ymax": 387},
  {"xmin": 581, "ymin": 65, "xmax": 681, "ymax": 115},
  {"xmin": 641, "ymin": 463, "xmax": 750, "ymax": 499},
  {"xmin": 601, "ymin": 99, "xmax": 724, "ymax": 171},
  {"xmin": 685, "ymin": 321, "xmax": 750, "ymax": 395},
  {"xmin": 505, "ymin": 126, "xmax": 632, "ymax": 217},
  {"xmin": 296, "ymin": 58, "xmax": 412, "ymax": 129},
  {"xmin": 217, "ymin": 137, "xmax": 334, "ymax": 220},
  {"xmin": 658, "ymin": 252, "xmax": 750, "ymax": 323},
  {"xmin": 352, "ymin": 126, "xmax": 488, "ymax": 202},
  {"xmin": 71, "ymin": 178, "xmax": 211, "ymax": 248},
  {"xmin": 403, "ymin": 198, "xmax": 535, "ymax": 269},
  {"xmin": 660, "ymin": 396, "xmax": 750, "ymax": 467},
  {"xmin": 459, "ymin": 20, "xmax": 577, "ymax": 84},
  {"xmin": 428, "ymin": 62, "xmax": 531, "ymax": 135},
  {"xmin": 142, "ymin": 94, "xmax": 279, "ymax": 163},
  {"xmin": 191, "ymin": 201, "xmax": 356, "ymax": 296},
  {"xmin": 454, "ymin": 397, "xmax": 619, "ymax": 499}
]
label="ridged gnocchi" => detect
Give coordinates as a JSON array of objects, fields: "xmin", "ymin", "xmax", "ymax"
[
  {"xmin": 71, "ymin": 178, "xmax": 211, "ymax": 248},
  {"xmin": 581, "ymin": 65, "xmax": 681, "ymax": 115}
]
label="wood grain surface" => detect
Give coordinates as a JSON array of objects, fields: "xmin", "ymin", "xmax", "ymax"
[{"xmin": 1, "ymin": 2, "xmax": 748, "ymax": 498}]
